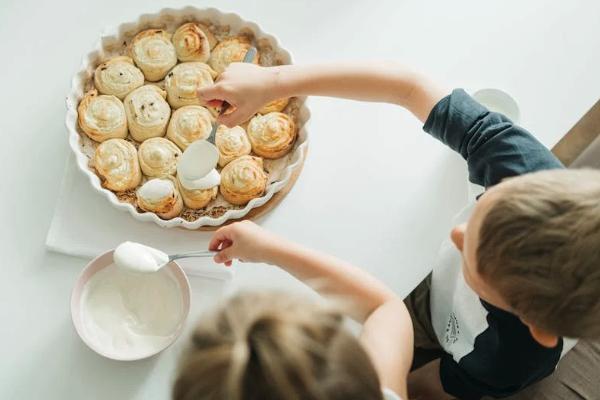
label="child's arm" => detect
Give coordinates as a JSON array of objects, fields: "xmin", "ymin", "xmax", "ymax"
[
  {"xmin": 209, "ymin": 221, "xmax": 413, "ymax": 398},
  {"xmin": 198, "ymin": 62, "xmax": 447, "ymax": 127},
  {"xmin": 209, "ymin": 220, "xmax": 396, "ymax": 319}
]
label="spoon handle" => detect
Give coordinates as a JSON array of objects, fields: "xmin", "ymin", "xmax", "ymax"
[{"xmin": 169, "ymin": 251, "xmax": 217, "ymax": 262}]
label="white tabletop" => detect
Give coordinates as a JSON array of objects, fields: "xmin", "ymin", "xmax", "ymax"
[{"xmin": 1, "ymin": 1, "xmax": 599, "ymax": 398}]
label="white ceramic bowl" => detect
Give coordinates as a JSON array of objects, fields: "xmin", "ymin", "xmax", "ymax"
[
  {"xmin": 65, "ymin": 7, "xmax": 310, "ymax": 229},
  {"xmin": 472, "ymin": 88, "xmax": 520, "ymax": 123},
  {"xmin": 70, "ymin": 250, "xmax": 191, "ymax": 361}
]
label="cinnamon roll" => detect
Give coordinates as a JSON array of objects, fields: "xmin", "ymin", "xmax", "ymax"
[
  {"xmin": 123, "ymin": 85, "xmax": 171, "ymax": 142},
  {"xmin": 172, "ymin": 22, "xmax": 215, "ymax": 62},
  {"xmin": 215, "ymin": 125, "xmax": 251, "ymax": 167},
  {"xmin": 93, "ymin": 138, "xmax": 142, "ymax": 191},
  {"xmin": 247, "ymin": 112, "xmax": 296, "ymax": 159},
  {"xmin": 177, "ymin": 176, "xmax": 218, "ymax": 209},
  {"xmin": 220, "ymin": 155, "xmax": 267, "ymax": 205},
  {"xmin": 258, "ymin": 98, "xmax": 290, "ymax": 114},
  {"xmin": 166, "ymin": 105, "xmax": 213, "ymax": 150},
  {"xmin": 78, "ymin": 89, "xmax": 127, "ymax": 143},
  {"xmin": 130, "ymin": 29, "xmax": 177, "ymax": 81},
  {"xmin": 136, "ymin": 177, "xmax": 183, "ymax": 219},
  {"xmin": 164, "ymin": 62, "xmax": 217, "ymax": 109},
  {"xmin": 208, "ymin": 36, "xmax": 259, "ymax": 74},
  {"xmin": 94, "ymin": 56, "xmax": 144, "ymax": 99},
  {"xmin": 138, "ymin": 137, "xmax": 181, "ymax": 177}
]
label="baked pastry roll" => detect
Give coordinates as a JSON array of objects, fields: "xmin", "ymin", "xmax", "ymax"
[
  {"xmin": 136, "ymin": 177, "xmax": 183, "ymax": 219},
  {"xmin": 208, "ymin": 36, "xmax": 259, "ymax": 74},
  {"xmin": 215, "ymin": 125, "xmax": 251, "ymax": 167},
  {"xmin": 93, "ymin": 138, "xmax": 141, "ymax": 191},
  {"xmin": 247, "ymin": 112, "xmax": 296, "ymax": 159},
  {"xmin": 258, "ymin": 98, "xmax": 290, "ymax": 114},
  {"xmin": 220, "ymin": 155, "xmax": 267, "ymax": 205},
  {"xmin": 166, "ymin": 105, "xmax": 213, "ymax": 150},
  {"xmin": 172, "ymin": 22, "xmax": 216, "ymax": 62},
  {"xmin": 123, "ymin": 85, "xmax": 171, "ymax": 142},
  {"xmin": 78, "ymin": 89, "xmax": 127, "ymax": 142},
  {"xmin": 138, "ymin": 137, "xmax": 181, "ymax": 177},
  {"xmin": 165, "ymin": 62, "xmax": 217, "ymax": 109},
  {"xmin": 94, "ymin": 56, "xmax": 144, "ymax": 99},
  {"xmin": 177, "ymin": 177, "xmax": 218, "ymax": 209},
  {"xmin": 130, "ymin": 29, "xmax": 177, "ymax": 81}
]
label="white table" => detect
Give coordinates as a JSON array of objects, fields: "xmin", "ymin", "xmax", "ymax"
[{"xmin": 1, "ymin": 1, "xmax": 599, "ymax": 398}]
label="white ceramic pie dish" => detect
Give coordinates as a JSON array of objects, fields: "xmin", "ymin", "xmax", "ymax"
[{"xmin": 65, "ymin": 7, "xmax": 310, "ymax": 229}]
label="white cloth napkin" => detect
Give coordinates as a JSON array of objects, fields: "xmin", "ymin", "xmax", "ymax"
[{"xmin": 46, "ymin": 155, "xmax": 233, "ymax": 281}]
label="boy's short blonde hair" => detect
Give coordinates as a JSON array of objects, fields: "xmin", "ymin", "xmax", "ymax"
[
  {"xmin": 477, "ymin": 169, "xmax": 600, "ymax": 338},
  {"xmin": 173, "ymin": 291, "xmax": 383, "ymax": 400}
]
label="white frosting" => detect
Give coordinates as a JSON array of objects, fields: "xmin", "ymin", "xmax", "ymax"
[
  {"xmin": 137, "ymin": 179, "xmax": 175, "ymax": 203},
  {"xmin": 113, "ymin": 241, "xmax": 169, "ymax": 273},
  {"xmin": 80, "ymin": 263, "xmax": 184, "ymax": 359},
  {"xmin": 179, "ymin": 168, "xmax": 221, "ymax": 190}
]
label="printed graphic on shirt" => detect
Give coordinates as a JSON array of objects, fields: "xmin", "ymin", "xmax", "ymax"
[{"xmin": 445, "ymin": 312, "xmax": 460, "ymax": 345}]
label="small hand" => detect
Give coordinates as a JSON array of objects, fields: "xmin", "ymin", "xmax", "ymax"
[
  {"xmin": 198, "ymin": 63, "xmax": 279, "ymax": 127},
  {"xmin": 208, "ymin": 220, "xmax": 283, "ymax": 266}
]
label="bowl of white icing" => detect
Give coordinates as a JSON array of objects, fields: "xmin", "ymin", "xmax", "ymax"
[{"xmin": 71, "ymin": 249, "xmax": 190, "ymax": 361}]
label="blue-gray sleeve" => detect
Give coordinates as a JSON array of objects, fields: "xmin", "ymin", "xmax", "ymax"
[{"xmin": 423, "ymin": 89, "xmax": 563, "ymax": 187}]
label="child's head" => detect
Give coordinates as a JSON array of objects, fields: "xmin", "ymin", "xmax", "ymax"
[
  {"xmin": 173, "ymin": 291, "xmax": 383, "ymax": 400},
  {"xmin": 451, "ymin": 169, "xmax": 600, "ymax": 345}
]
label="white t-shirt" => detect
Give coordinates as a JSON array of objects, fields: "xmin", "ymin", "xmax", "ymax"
[{"xmin": 382, "ymin": 387, "xmax": 402, "ymax": 400}]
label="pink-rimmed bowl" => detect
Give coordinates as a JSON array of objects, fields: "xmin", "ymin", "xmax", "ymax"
[{"xmin": 70, "ymin": 250, "xmax": 191, "ymax": 361}]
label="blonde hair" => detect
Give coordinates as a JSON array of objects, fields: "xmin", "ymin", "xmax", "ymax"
[
  {"xmin": 173, "ymin": 291, "xmax": 383, "ymax": 400},
  {"xmin": 477, "ymin": 168, "xmax": 600, "ymax": 338}
]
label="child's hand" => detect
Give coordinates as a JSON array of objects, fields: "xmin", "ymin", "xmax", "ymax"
[
  {"xmin": 208, "ymin": 220, "xmax": 283, "ymax": 266},
  {"xmin": 198, "ymin": 63, "xmax": 279, "ymax": 127}
]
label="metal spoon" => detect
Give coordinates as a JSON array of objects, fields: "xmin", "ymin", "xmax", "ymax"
[{"xmin": 158, "ymin": 250, "xmax": 217, "ymax": 269}]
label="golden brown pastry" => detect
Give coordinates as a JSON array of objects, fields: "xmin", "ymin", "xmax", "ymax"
[
  {"xmin": 130, "ymin": 29, "xmax": 177, "ymax": 81},
  {"xmin": 177, "ymin": 177, "xmax": 218, "ymax": 209},
  {"xmin": 215, "ymin": 125, "xmax": 251, "ymax": 167},
  {"xmin": 78, "ymin": 89, "xmax": 127, "ymax": 142},
  {"xmin": 164, "ymin": 62, "xmax": 217, "ymax": 109},
  {"xmin": 93, "ymin": 138, "xmax": 142, "ymax": 191},
  {"xmin": 123, "ymin": 85, "xmax": 171, "ymax": 142},
  {"xmin": 220, "ymin": 155, "xmax": 267, "ymax": 205},
  {"xmin": 258, "ymin": 98, "xmax": 290, "ymax": 114},
  {"xmin": 247, "ymin": 112, "xmax": 296, "ymax": 159},
  {"xmin": 166, "ymin": 105, "xmax": 213, "ymax": 150},
  {"xmin": 208, "ymin": 36, "xmax": 259, "ymax": 74},
  {"xmin": 136, "ymin": 176, "xmax": 183, "ymax": 219},
  {"xmin": 93, "ymin": 56, "xmax": 144, "ymax": 99},
  {"xmin": 138, "ymin": 137, "xmax": 181, "ymax": 177},
  {"xmin": 171, "ymin": 22, "xmax": 216, "ymax": 62}
]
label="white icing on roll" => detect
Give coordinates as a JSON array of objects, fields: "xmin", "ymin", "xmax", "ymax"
[
  {"xmin": 136, "ymin": 177, "xmax": 183, "ymax": 219},
  {"xmin": 137, "ymin": 178, "xmax": 175, "ymax": 202},
  {"xmin": 178, "ymin": 168, "xmax": 221, "ymax": 190}
]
